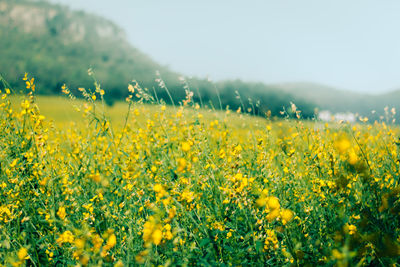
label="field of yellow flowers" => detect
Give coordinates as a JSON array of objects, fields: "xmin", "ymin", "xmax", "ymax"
[{"xmin": 1, "ymin": 75, "xmax": 400, "ymax": 266}]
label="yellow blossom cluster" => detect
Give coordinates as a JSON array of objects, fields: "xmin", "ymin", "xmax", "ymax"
[{"xmin": 1, "ymin": 74, "xmax": 400, "ymax": 266}]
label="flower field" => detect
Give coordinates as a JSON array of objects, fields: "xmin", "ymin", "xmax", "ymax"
[{"xmin": 0, "ymin": 76, "xmax": 400, "ymax": 266}]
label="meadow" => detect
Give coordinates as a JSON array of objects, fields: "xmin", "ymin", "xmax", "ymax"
[{"xmin": 0, "ymin": 75, "xmax": 400, "ymax": 266}]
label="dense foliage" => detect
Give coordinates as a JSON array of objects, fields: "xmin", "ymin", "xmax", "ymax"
[{"xmin": 0, "ymin": 75, "xmax": 399, "ymax": 266}]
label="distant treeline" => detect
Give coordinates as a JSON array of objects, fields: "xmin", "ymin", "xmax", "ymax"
[{"xmin": 0, "ymin": 0, "xmax": 316, "ymax": 118}]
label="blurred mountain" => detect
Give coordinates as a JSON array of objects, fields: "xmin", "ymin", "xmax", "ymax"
[
  {"xmin": 6, "ymin": 0, "xmax": 399, "ymax": 121},
  {"xmin": 0, "ymin": 0, "xmax": 179, "ymax": 99},
  {"xmin": 275, "ymin": 82, "xmax": 400, "ymax": 119},
  {"xmin": 0, "ymin": 0, "xmax": 317, "ymax": 117}
]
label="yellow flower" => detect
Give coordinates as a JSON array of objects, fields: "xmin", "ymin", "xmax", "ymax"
[
  {"xmin": 153, "ymin": 184, "xmax": 163, "ymax": 192},
  {"xmin": 181, "ymin": 141, "xmax": 191, "ymax": 152},
  {"xmin": 335, "ymin": 136, "xmax": 351, "ymax": 154},
  {"xmin": 92, "ymin": 234, "xmax": 104, "ymax": 251},
  {"xmin": 177, "ymin": 158, "xmax": 187, "ymax": 172},
  {"xmin": 181, "ymin": 190, "xmax": 195, "ymax": 203},
  {"xmin": 153, "ymin": 184, "xmax": 166, "ymax": 198},
  {"xmin": 267, "ymin": 196, "xmax": 280, "ymax": 210},
  {"xmin": 256, "ymin": 197, "xmax": 267, "ymax": 207},
  {"xmin": 106, "ymin": 233, "xmax": 117, "ymax": 249},
  {"xmin": 89, "ymin": 173, "xmax": 101, "ymax": 183},
  {"xmin": 348, "ymin": 149, "xmax": 358, "ymax": 165},
  {"xmin": 264, "ymin": 230, "xmax": 279, "ymax": 250},
  {"xmin": 151, "ymin": 165, "xmax": 157, "ymax": 173},
  {"xmin": 17, "ymin": 247, "xmax": 28, "ymax": 260},
  {"xmin": 56, "ymin": 231, "xmax": 74, "ymax": 245},
  {"xmin": 57, "ymin": 207, "xmax": 66, "ymax": 220},
  {"xmin": 142, "ymin": 216, "xmax": 165, "ymax": 246},
  {"xmin": 152, "ymin": 229, "xmax": 162, "ymax": 245},
  {"xmin": 332, "ymin": 249, "xmax": 344, "ymax": 260},
  {"xmin": 266, "ymin": 208, "xmax": 280, "ymax": 222},
  {"xmin": 280, "ymin": 209, "xmax": 294, "ymax": 225},
  {"xmin": 164, "ymin": 224, "xmax": 171, "ymax": 231},
  {"xmin": 75, "ymin": 238, "xmax": 85, "ymax": 249},
  {"xmin": 348, "ymin": 224, "xmax": 357, "ymax": 235},
  {"xmin": 168, "ymin": 206, "xmax": 176, "ymax": 219},
  {"xmin": 164, "ymin": 230, "xmax": 173, "ymax": 240}
]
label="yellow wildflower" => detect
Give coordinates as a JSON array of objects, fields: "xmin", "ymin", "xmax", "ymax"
[
  {"xmin": 335, "ymin": 136, "xmax": 351, "ymax": 154},
  {"xmin": 56, "ymin": 231, "xmax": 74, "ymax": 245},
  {"xmin": 280, "ymin": 209, "xmax": 294, "ymax": 225},
  {"xmin": 267, "ymin": 196, "xmax": 280, "ymax": 210},
  {"xmin": 181, "ymin": 141, "xmax": 191, "ymax": 152},
  {"xmin": 57, "ymin": 207, "xmax": 66, "ymax": 220},
  {"xmin": 152, "ymin": 229, "xmax": 162, "ymax": 245},
  {"xmin": 348, "ymin": 224, "xmax": 357, "ymax": 235},
  {"xmin": 106, "ymin": 233, "xmax": 117, "ymax": 249},
  {"xmin": 17, "ymin": 247, "xmax": 28, "ymax": 260},
  {"xmin": 266, "ymin": 208, "xmax": 280, "ymax": 222}
]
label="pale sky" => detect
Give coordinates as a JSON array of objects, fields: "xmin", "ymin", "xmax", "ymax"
[{"xmin": 52, "ymin": 0, "xmax": 400, "ymax": 93}]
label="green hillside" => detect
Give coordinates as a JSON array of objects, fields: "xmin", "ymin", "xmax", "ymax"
[
  {"xmin": 4, "ymin": 0, "xmax": 398, "ymax": 120},
  {"xmin": 0, "ymin": 0, "xmax": 317, "ymax": 118},
  {"xmin": 0, "ymin": 0, "xmax": 177, "ymax": 96}
]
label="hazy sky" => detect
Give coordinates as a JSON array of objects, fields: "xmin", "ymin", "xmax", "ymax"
[{"xmin": 52, "ymin": 0, "xmax": 400, "ymax": 93}]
